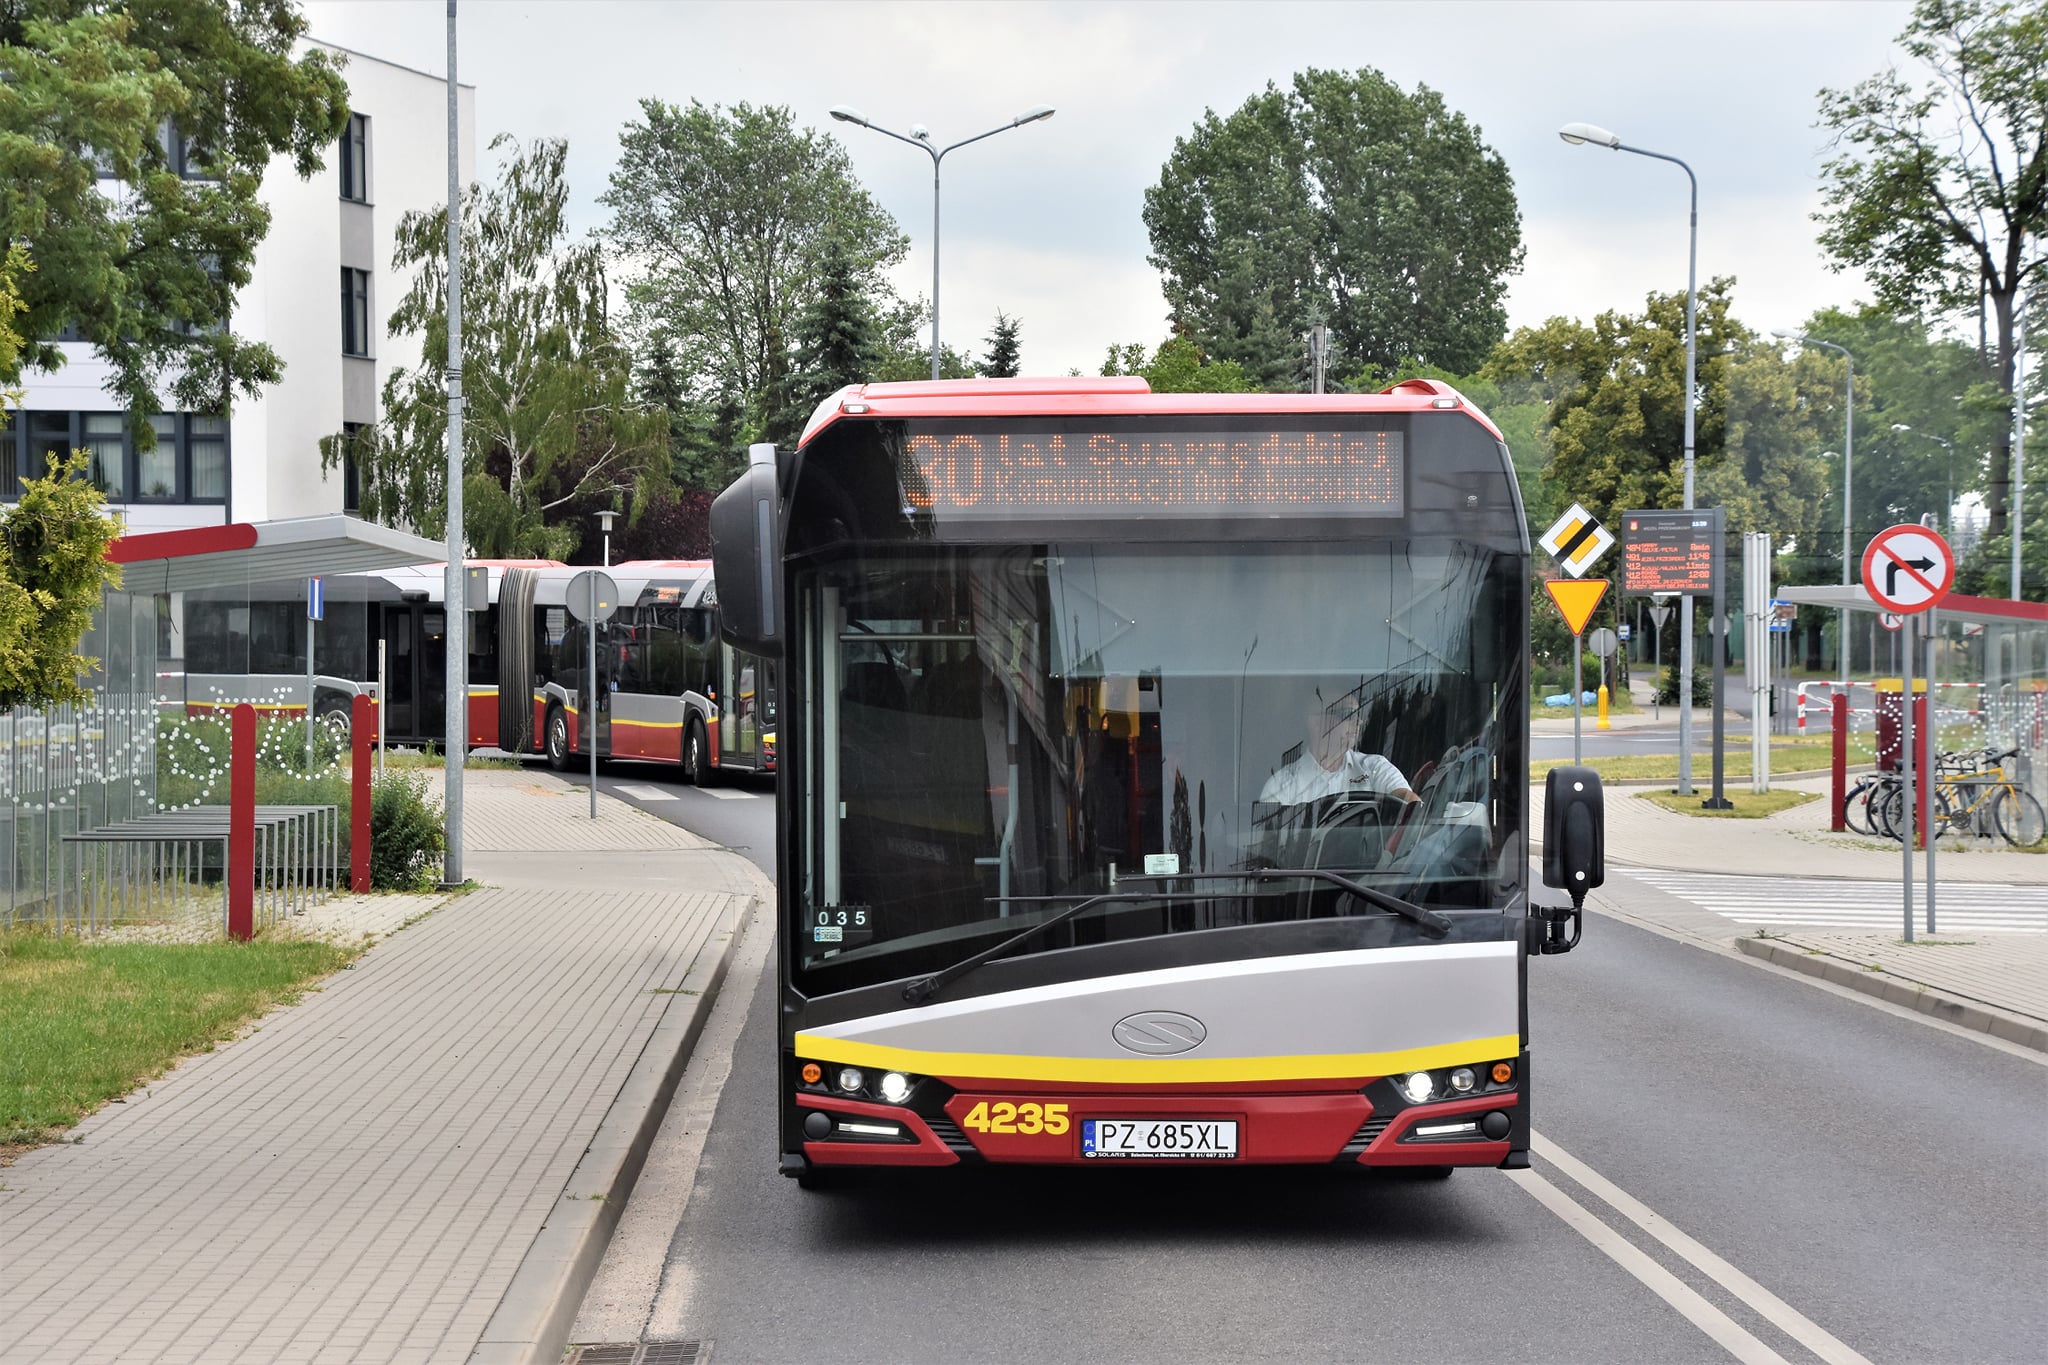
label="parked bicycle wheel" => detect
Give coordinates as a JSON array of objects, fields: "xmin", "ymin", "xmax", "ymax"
[
  {"xmin": 1993, "ymin": 787, "xmax": 2046, "ymax": 849},
  {"xmin": 1844, "ymin": 778, "xmax": 1888, "ymax": 836},
  {"xmin": 1876, "ymin": 783, "xmax": 1957, "ymax": 841}
]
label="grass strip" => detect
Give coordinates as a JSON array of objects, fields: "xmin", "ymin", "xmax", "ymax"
[
  {"xmin": 1637, "ymin": 789, "xmax": 1821, "ymax": 819},
  {"xmin": 0, "ymin": 930, "xmax": 360, "ymax": 1149},
  {"xmin": 1535, "ymin": 740, "xmax": 1878, "ymax": 782}
]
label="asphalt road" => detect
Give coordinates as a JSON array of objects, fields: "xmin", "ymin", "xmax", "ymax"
[{"xmin": 588, "ymin": 767, "xmax": 2048, "ymax": 1364}]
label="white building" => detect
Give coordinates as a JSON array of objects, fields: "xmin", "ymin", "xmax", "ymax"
[{"xmin": 2, "ymin": 42, "xmax": 476, "ymax": 534}]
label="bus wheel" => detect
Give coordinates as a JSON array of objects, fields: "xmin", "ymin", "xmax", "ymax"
[
  {"xmin": 545, "ymin": 706, "xmax": 570, "ymax": 771},
  {"xmin": 685, "ymin": 720, "xmax": 715, "ymax": 787}
]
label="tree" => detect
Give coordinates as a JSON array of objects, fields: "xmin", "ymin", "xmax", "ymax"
[
  {"xmin": 0, "ymin": 244, "xmax": 27, "ymax": 409},
  {"xmin": 1144, "ymin": 68, "xmax": 1523, "ymax": 384},
  {"xmin": 0, "ymin": 0, "xmax": 349, "ymax": 423},
  {"xmin": 1101, "ymin": 335, "xmax": 1254, "ymax": 393},
  {"xmin": 0, "ymin": 450, "xmax": 122, "ymax": 708},
  {"xmin": 765, "ymin": 235, "xmax": 886, "ymax": 447},
  {"xmin": 340, "ymin": 136, "xmax": 669, "ymax": 559},
  {"xmin": 872, "ymin": 295, "xmax": 978, "ymax": 382},
  {"xmin": 602, "ymin": 99, "xmax": 907, "ymax": 423},
  {"xmin": 1814, "ymin": 0, "xmax": 2047, "ymax": 536},
  {"xmin": 982, "ymin": 310, "xmax": 1021, "ymax": 378}
]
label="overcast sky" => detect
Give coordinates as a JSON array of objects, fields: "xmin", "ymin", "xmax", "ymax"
[{"xmin": 305, "ymin": 0, "xmax": 1916, "ymax": 377}]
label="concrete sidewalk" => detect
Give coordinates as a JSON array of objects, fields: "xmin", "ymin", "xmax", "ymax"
[
  {"xmin": 1533, "ymin": 774, "xmax": 2048, "ymax": 1051},
  {"xmin": 0, "ymin": 769, "xmax": 768, "ymax": 1365}
]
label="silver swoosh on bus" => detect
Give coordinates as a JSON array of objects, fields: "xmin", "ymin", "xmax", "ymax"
[{"xmin": 1112, "ymin": 1011, "xmax": 1207, "ymax": 1055}]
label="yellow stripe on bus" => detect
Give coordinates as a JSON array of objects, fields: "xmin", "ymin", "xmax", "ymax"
[{"xmin": 790, "ymin": 1032, "xmax": 1519, "ymax": 1085}]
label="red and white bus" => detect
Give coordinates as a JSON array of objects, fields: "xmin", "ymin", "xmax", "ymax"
[{"xmin": 711, "ymin": 376, "xmax": 1602, "ymax": 1185}]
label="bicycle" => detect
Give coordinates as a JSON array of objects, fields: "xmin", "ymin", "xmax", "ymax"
[{"xmin": 1937, "ymin": 747, "xmax": 2046, "ymax": 849}]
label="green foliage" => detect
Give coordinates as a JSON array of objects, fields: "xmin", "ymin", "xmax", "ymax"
[
  {"xmin": 765, "ymin": 235, "xmax": 886, "ymax": 448},
  {"xmin": 1101, "ymin": 335, "xmax": 1254, "ymax": 393},
  {"xmin": 1955, "ymin": 476, "xmax": 2046, "ymax": 598},
  {"xmin": 870, "ymin": 295, "xmax": 979, "ymax": 382},
  {"xmin": 342, "ymin": 137, "xmax": 669, "ymax": 557},
  {"xmin": 1654, "ymin": 664, "xmax": 1714, "ymax": 708},
  {"xmin": 982, "ymin": 310, "xmax": 1022, "ymax": 379},
  {"xmin": 0, "ymin": 244, "xmax": 27, "ymax": 407},
  {"xmin": 369, "ymin": 770, "xmax": 445, "ymax": 892},
  {"xmin": 1144, "ymin": 68, "xmax": 1523, "ymax": 385},
  {"xmin": 603, "ymin": 99, "xmax": 907, "ymax": 451},
  {"xmin": 0, "ymin": 1, "xmax": 348, "ymax": 424},
  {"xmin": 0, "ymin": 929, "xmax": 357, "ymax": 1145},
  {"xmin": 0, "ymin": 450, "xmax": 121, "ymax": 708},
  {"xmin": 1814, "ymin": 0, "xmax": 2047, "ymax": 535}
]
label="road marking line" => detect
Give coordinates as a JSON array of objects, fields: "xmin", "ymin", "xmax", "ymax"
[
  {"xmin": 699, "ymin": 788, "xmax": 759, "ymax": 800},
  {"xmin": 614, "ymin": 784, "xmax": 678, "ymax": 801},
  {"xmin": 1534, "ymin": 1134, "xmax": 1873, "ymax": 1365},
  {"xmin": 1506, "ymin": 1166, "xmax": 1788, "ymax": 1365}
]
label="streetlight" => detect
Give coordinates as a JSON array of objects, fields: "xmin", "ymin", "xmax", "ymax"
[
  {"xmin": 1777, "ymin": 330, "xmax": 1854, "ymax": 674},
  {"xmin": 596, "ymin": 507, "xmax": 617, "ymax": 568},
  {"xmin": 1561, "ymin": 121, "xmax": 1703, "ymax": 795},
  {"xmin": 831, "ymin": 103, "xmax": 1055, "ymax": 380}
]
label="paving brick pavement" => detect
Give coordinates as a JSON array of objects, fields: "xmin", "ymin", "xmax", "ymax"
[{"xmin": 0, "ymin": 770, "xmax": 764, "ymax": 1365}]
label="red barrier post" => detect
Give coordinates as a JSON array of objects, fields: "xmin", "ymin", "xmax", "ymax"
[
  {"xmin": 1913, "ymin": 693, "xmax": 1932, "ymax": 851},
  {"xmin": 229, "ymin": 703, "xmax": 256, "ymax": 941},
  {"xmin": 351, "ymin": 694, "xmax": 374, "ymax": 893},
  {"xmin": 1830, "ymin": 691, "xmax": 1849, "ymax": 832}
]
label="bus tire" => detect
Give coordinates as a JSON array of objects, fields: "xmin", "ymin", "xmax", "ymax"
[
  {"xmin": 685, "ymin": 719, "xmax": 715, "ymax": 788},
  {"xmin": 545, "ymin": 705, "xmax": 571, "ymax": 771}
]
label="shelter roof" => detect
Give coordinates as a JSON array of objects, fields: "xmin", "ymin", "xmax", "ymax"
[
  {"xmin": 1775, "ymin": 584, "xmax": 2048, "ymax": 626},
  {"xmin": 108, "ymin": 515, "xmax": 445, "ymax": 594}
]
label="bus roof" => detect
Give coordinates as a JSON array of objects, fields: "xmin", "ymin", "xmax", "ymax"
[{"xmin": 797, "ymin": 376, "xmax": 1504, "ymax": 447}]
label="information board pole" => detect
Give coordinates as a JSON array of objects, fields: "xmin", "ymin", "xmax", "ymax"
[
  {"xmin": 1899, "ymin": 614, "xmax": 1915, "ymax": 943},
  {"xmin": 1705, "ymin": 515, "xmax": 1731, "ymax": 808}
]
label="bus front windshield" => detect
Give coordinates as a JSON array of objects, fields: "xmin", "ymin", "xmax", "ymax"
[{"xmin": 792, "ymin": 541, "xmax": 1525, "ymax": 995}]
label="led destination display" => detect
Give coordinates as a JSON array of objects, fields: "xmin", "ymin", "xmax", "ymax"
[
  {"xmin": 1621, "ymin": 509, "xmax": 1721, "ymax": 596},
  {"xmin": 898, "ymin": 427, "xmax": 1405, "ymax": 520}
]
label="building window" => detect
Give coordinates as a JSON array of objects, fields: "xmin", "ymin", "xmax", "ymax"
[
  {"xmin": 188, "ymin": 415, "xmax": 228, "ymax": 502},
  {"xmin": 339, "ymin": 113, "xmax": 369, "ymax": 202},
  {"xmin": 27, "ymin": 411, "xmax": 70, "ymax": 485},
  {"xmin": 82, "ymin": 413, "xmax": 126, "ymax": 499},
  {"xmin": 140, "ymin": 415, "xmax": 180, "ymax": 501},
  {"xmin": 341, "ymin": 268, "xmax": 371, "ymax": 357},
  {"xmin": 341, "ymin": 421, "xmax": 363, "ymax": 512}
]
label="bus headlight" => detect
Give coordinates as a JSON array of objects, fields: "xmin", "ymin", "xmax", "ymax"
[
  {"xmin": 878, "ymin": 1071, "xmax": 912, "ymax": 1104},
  {"xmin": 1401, "ymin": 1072, "xmax": 1434, "ymax": 1104},
  {"xmin": 1449, "ymin": 1067, "xmax": 1476, "ymax": 1093},
  {"xmin": 836, "ymin": 1066, "xmax": 865, "ymax": 1094}
]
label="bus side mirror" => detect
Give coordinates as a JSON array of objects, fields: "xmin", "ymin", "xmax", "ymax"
[
  {"xmin": 710, "ymin": 445, "xmax": 783, "ymax": 657},
  {"xmin": 1541, "ymin": 766, "xmax": 1604, "ymax": 907}
]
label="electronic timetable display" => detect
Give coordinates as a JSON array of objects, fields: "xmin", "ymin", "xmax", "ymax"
[
  {"xmin": 896, "ymin": 422, "xmax": 1405, "ymax": 521},
  {"xmin": 1621, "ymin": 508, "xmax": 1720, "ymax": 596}
]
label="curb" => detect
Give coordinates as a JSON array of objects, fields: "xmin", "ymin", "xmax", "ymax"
[
  {"xmin": 1733, "ymin": 936, "xmax": 2048, "ymax": 1053},
  {"xmin": 467, "ymin": 892, "xmax": 751, "ymax": 1365}
]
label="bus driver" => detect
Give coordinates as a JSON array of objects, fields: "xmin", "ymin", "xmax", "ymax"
[{"xmin": 1259, "ymin": 695, "xmax": 1420, "ymax": 807}]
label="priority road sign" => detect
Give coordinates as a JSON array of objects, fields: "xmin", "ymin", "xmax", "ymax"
[
  {"xmin": 1540, "ymin": 503, "xmax": 1615, "ymax": 578},
  {"xmin": 1861, "ymin": 524, "xmax": 1954, "ymax": 615},
  {"xmin": 1544, "ymin": 577, "xmax": 1609, "ymax": 636}
]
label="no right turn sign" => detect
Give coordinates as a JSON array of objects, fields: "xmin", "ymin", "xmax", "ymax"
[{"xmin": 1861, "ymin": 525, "xmax": 1954, "ymax": 615}]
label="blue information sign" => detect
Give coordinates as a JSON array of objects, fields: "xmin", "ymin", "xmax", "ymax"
[{"xmin": 307, "ymin": 576, "xmax": 324, "ymax": 621}]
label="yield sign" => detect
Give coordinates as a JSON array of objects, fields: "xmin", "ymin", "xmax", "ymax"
[
  {"xmin": 1545, "ymin": 577, "xmax": 1609, "ymax": 636},
  {"xmin": 1861, "ymin": 524, "xmax": 1954, "ymax": 614}
]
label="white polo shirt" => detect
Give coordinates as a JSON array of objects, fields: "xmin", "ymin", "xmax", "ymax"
[{"xmin": 1258, "ymin": 750, "xmax": 1413, "ymax": 805}]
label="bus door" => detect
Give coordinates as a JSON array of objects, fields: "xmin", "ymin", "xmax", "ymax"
[
  {"xmin": 379, "ymin": 603, "xmax": 448, "ymax": 746},
  {"xmin": 719, "ymin": 647, "xmax": 763, "ymax": 769}
]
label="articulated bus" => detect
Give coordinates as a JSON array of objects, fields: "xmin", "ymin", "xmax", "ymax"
[
  {"xmin": 496, "ymin": 561, "xmax": 776, "ymax": 782},
  {"xmin": 711, "ymin": 376, "xmax": 1602, "ymax": 1186},
  {"xmin": 170, "ymin": 561, "xmax": 776, "ymax": 782}
]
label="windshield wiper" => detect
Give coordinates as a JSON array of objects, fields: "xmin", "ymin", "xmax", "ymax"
[
  {"xmin": 897, "ymin": 870, "xmax": 1451, "ymax": 1007},
  {"xmin": 900, "ymin": 890, "xmax": 1212, "ymax": 1006}
]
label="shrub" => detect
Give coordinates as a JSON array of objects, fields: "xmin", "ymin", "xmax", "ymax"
[
  {"xmin": 1654, "ymin": 664, "xmax": 1714, "ymax": 708},
  {"xmin": 369, "ymin": 771, "xmax": 445, "ymax": 891}
]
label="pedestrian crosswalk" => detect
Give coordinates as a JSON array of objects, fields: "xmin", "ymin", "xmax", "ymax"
[
  {"xmin": 1623, "ymin": 869, "xmax": 2048, "ymax": 933},
  {"xmin": 612, "ymin": 782, "xmax": 761, "ymax": 803}
]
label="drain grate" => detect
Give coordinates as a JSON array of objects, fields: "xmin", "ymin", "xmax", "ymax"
[{"xmin": 568, "ymin": 1343, "xmax": 709, "ymax": 1365}]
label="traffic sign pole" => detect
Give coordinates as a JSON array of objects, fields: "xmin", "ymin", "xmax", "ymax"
[
  {"xmin": 1706, "ymin": 526, "xmax": 1731, "ymax": 809},
  {"xmin": 1900, "ymin": 614, "xmax": 1915, "ymax": 943}
]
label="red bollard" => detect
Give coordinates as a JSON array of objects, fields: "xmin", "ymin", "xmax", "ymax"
[
  {"xmin": 229, "ymin": 703, "xmax": 255, "ymax": 941},
  {"xmin": 351, "ymin": 694, "xmax": 374, "ymax": 893},
  {"xmin": 1830, "ymin": 691, "xmax": 1849, "ymax": 832}
]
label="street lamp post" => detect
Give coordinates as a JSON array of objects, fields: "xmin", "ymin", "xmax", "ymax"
[
  {"xmin": 830, "ymin": 104, "xmax": 1055, "ymax": 380},
  {"xmin": 596, "ymin": 508, "xmax": 616, "ymax": 568},
  {"xmin": 1777, "ymin": 332, "xmax": 1854, "ymax": 674},
  {"xmin": 1891, "ymin": 424, "xmax": 1956, "ymax": 532},
  {"xmin": 1560, "ymin": 122, "xmax": 1701, "ymax": 794}
]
